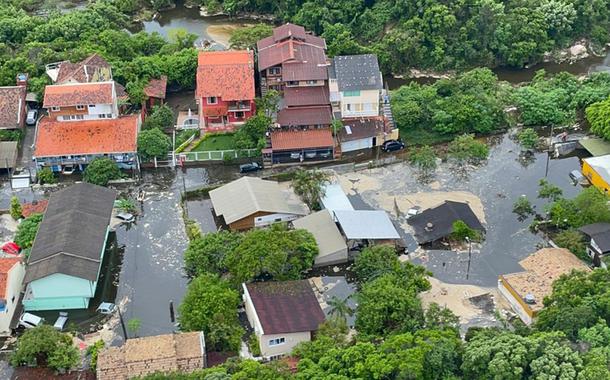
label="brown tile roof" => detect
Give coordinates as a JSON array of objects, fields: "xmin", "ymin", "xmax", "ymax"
[
  {"xmin": 273, "ymin": 23, "xmax": 307, "ymax": 42},
  {"xmin": 277, "ymin": 106, "xmax": 332, "ymax": 127},
  {"xmin": 34, "ymin": 115, "xmax": 139, "ymax": 157},
  {"xmin": 114, "ymin": 82, "xmax": 129, "ymax": 100},
  {"xmin": 284, "ymin": 86, "xmax": 330, "ymax": 107},
  {"xmin": 21, "ymin": 200, "xmax": 49, "ymax": 218},
  {"xmin": 196, "ymin": 51, "xmax": 255, "ymax": 101},
  {"xmin": 56, "ymin": 53, "xmax": 112, "ymax": 84},
  {"xmin": 501, "ymin": 248, "xmax": 590, "ymax": 312},
  {"xmin": 246, "ymin": 280, "xmax": 325, "ymax": 334},
  {"xmin": 257, "ymin": 25, "xmax": 326, "ymax": 71},
  {"xmin": 271, "ymin": 128, "xmax": 334, "ymax": 151},
  {"xmin": 0, "ymin": 86, "xmax": 26, "ymax": 129},
  {"xmin": 202, "ymin": 104, "xmax": 228, "ymax": 117},
  {"xmin": 0, "ymin": 257, "xmax": 21, "ymax": 299},
  {"xmin": 144, "ymin": 76, "xmax": 167, "ymax": 99},
  {"xmin": 338, "ymin": 117, "xmax": 391, "ymax": 142},
  {"xmin": 96, "ymin": 332, "xmax": 204, "ymax": 380},
  {"xmin": 43, "ymin": 82, "xmax": 114, "ymax": 108}
]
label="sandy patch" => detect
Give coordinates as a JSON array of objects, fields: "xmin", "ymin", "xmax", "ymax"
[
  {"xmin": 206, "ymin": 23, "xmax": 255, "ymax": 47},
  {"xmin": 337, "ymin": 172, "xmax": 382, "ymax": 196},
  {"xmin": 373, "ymin": 191, "xmax": 486, "ymax": 224},
  {"xmin": 0, "ymin": 214, "xmax": 18, "ymax": 234},
  {"xmin": 420, "ymin": 277, "xmax": 496, "ymax": 323}
]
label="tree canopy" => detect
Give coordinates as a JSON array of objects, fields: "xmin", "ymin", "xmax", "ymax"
[
  {"xmin": 137, "ymin": 127, "xmax": 171, "ymax": 161},
  {"xmin": 83, "ymin": 157, "xmax": 123, "ymax": 186},
  {"xmin": 11, "ymin": 325, "xmax": 79, "ymax": 372},
  {"xmin": 14, "ymin": 213, "xmax": 43, "ymax": 249}
]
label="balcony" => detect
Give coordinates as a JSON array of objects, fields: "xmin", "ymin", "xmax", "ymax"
[{"xmin": 228, "ymin": 102, "xmax": 251, "ymax": 112}]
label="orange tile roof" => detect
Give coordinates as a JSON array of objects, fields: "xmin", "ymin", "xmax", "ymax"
[
  {"xmin": 0, "ymin": 257, "xmax": 21, "ymax": 299},
  {"xmin": 144, "ymin": 76, "xmax": 167, "ymax": 99},
  {"xmin": 196, "ymin": 51, "xmax": 255, "ymax": 101},
  {"xmin": 34, "ymin": 115, "xmax": 139, "ymax": 157},
  {"xmin": 43, "ymin": 82, "xmax": 114, "ymax": 108},
  {"xmin": 271, "ymin": 128, "xmax": 334, "ymax": 151},
  {"xmin": 21, "ymin": 200, "xmax": 48, "ymax": 218}
]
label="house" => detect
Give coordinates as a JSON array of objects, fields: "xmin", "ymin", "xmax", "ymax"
[
  {"xmin": 142, "ymin": 75, "xmax": 167, "ymax": 113},
  {"xmin": 96, "ymin": 332, "xmax": 205, "ymax": 380},
  {"xmin": 196, "ymin": 50, "xmax": 256, "ymax": 132},
  {"xmin": 0, "ymin": 142, "xmax": 18, "ymax": 173},
  {"xmin": 0, "ymin": 257, "xmax": 25, "ymax": 336},
  {"xmin": 329, "ymin": 54, "xmax": 383, "ymax": 119},
  {"xmin": 243, "ymin": 280, "xmax": 325, "ymax": 360},
  {"xmin": 0, "ymin": 74, "xmax": 28, "ymax": 130},
  {"xmin": 293, "ymin": 210, "xmax": 348, "ymax": 266},
  {"xmin": 265, "ymin": 129, "xmax": 335, "ymax": 165},
  {"xmin": 209, "ymin": 177, "xmax": 308, "ymax": 231},
  {"xmin": 43, "ymin": 82, "xmax": 119, "ymax": 122},
  {"xmin": 408, "ymin": 200, "xmax": 485, "ymax": 244},
  {"xmin": 582, "ymin": 154, "xmax": 610, "ymax": 193},
  {"xmin": 47, "ymin": 53, "xmax": 112, "ymax": 84},
  {"xmin": 257, "ymin": 23, "xmax": 327, "ymax": 94},
  {"xmin": 331, "ymin": 210, "xmax": 401, "ymax": 248},
  {"xmin": 33, "ymin": 114, "xmax": 140, "ymax": 172},
  {"xmin": 579, "ymin": 223, "xmax": 610, "ymax": 265},
  {"xmin": 22, "ymin": 183, "xmax": 116, "ymax": 311},
  {"xmin": 338, "ymin": 117, "xmax": 398, "ymax": 153},
  {"xmin": 498, "ymin": 248, "xmax": 590, "ymax": 325}
]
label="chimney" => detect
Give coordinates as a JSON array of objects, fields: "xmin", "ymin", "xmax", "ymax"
[{"xmin": 16, "ymin": 73, "xmax": 28, "ymax": 88}]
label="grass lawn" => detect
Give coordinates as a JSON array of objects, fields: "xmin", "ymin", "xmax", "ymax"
[
  {"xmin": 400, "ymin": 127, "xmax": 456, "ymax": 146},
  {"xmin": 192, "ymin": 134, "xmax": 236, "ymax": 151}
]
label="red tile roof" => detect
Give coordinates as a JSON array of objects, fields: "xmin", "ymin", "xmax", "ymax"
[
  {"xmin": 196, "ymin": 51, "xmax": 255, "ymax": 101},
  {"xmin": 56, "ymin": 53, "xmax": 112, "ymax": 84},
  {"xmin": 34, "ymin": 115, "xmax": 139, "ymax": 157},
  {"xmin": 284, "ymin": 86, "xmax": 330, "ymax": 107},
  {"xmin": 246, "ymin": 280, "xmax": 325, "ymax": 334},
  {"xmin": 202, "ymin": 105, "xmax": 228, "ymax": 117},
  {"xmin": 43, "ymin": 82, "xmax": 115, "ymax": 108},
  {"xmin": 144, "ymin": 76, "xmax": 167, "ymax": 99},
  {"xmin": 271, "ymin": 128, "xmax": 334, "ymax": 151},
  {"xmin": 0, "ymin": 86, "xmax": 26, "ymax": 129},
  {"xmin": 21, "ymin": 199, "xmax": 49, "ymax": 218},
  {"xmin": 0, "ymin": 257, "xmax": 21, "ymax": 299},
  {"xmin": 277, "ymin": 106, "xmax": 332, "ymax": 127}
]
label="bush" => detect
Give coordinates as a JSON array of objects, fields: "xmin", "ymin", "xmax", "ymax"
[
  {"xmin": 554, "ymin": 229, "xmax": 588, "ymax": 260},
  {"xmin": 15, "ymin": 213, "xmax": 43, "ymax": 249},
  {"xmin": 86, "ymin": 340, "xmax": 105, "ymax": 371},
  {"xmin": 450, "ymin": 220, "xmax": 481, "ymax": 242},
  {"xmin": 83, "ymin": 157, "xmax": 123, "ymax": 186},
  {"xmin": 513, "ymin": 196, "xmax": 534, "ymax": 219},
  {"xmin": 37, "ymin": 167, "xmax": 57, "ymax": 185},
  {"xmin": 447, "ymin": 134, "xmax": 489, "ymax": 164},
  {"xmin": 138, "ymin": 128, "xmax": 171, "ymax": 161},
  {"xmin": 248, "ymin": 334, "xmax": 261, "ymax": 357},
  {"xmin": 10, "ymin": 196, "xmax": 22, "ymax": 220},
  {"xmin": 11, "ymin": 325, "xmax": 79, "ymax": 372}
]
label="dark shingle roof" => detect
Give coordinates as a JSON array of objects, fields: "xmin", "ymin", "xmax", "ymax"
[
  {"xmin": 25, "ymin": 183, "xmax": 116, "ymax": 283},
  {"xmin": 579, "ymin": 223, "xmax": 610, "ymax": 252},
  {"xmin": 408, "ymin": 200, "xmax": 485, "ymax": 244},
  {"xmin": 334, "ymin": 54, "xmax": 383, "ymax": 92},
  {"xmin": 283, "ymin": 86, "xmax": 330, "ymax": 107},
  {"xmin": 246, "ymin": 280, "xmax": 325, "ymax": 334}
]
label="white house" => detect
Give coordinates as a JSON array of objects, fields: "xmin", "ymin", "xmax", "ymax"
[
  {"xmin": 0, "ymin": 257, "xmax": 25, "ymax": 335},
  {"xmin": 242, "ymin": 280, "xmax": 325, "ymax": 360},
  {"xmin": 42, "ymin": 81, "xmax": 119, "ymax": 122}
]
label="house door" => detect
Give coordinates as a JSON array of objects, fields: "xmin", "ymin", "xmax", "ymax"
[{"xmin": 372, "ymin": 137, "xmax": 377, "ymax": 146}]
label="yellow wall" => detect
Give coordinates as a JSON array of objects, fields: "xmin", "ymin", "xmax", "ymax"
[{"xmin": 582, "ymin": 161, "xmax": 610, "ymax": 193}]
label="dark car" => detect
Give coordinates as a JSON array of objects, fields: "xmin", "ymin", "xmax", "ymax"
[
  {"xmin": 381, "ymin": 139, "xmax": 405, "ymax": 152},
  {"xmin": 239, "ymin": 162, "xmax": 262, "ymax": 173}
]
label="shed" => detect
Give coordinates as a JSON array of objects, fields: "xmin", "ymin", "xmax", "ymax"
[
  {"xmin": 408, "ymin": 200, "xmax": 485, "ymax": 244},
  {"xmin": 332, "ymin": 210, "xmax": 400, "ymax": 241},
  {"xmin": 293, "ymin": 210, "xmax": 348, "ymax": 266},
  {"xmin": 0, "ymin": 141, "xmax": 18, "ymax": 170},
  {"xmin": 582, "ymin": 154, "xmax": 610, "ymax": 193}
]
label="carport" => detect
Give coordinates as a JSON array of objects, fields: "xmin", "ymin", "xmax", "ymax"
[{"xmin": 331, "ymin": 209, "xmax": 401, "ymax": 249}]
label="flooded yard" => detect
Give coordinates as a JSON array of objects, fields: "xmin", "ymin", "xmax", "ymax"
[{"xmin": 333, "ymin": 133, "xmax": 583, "ymax": 286}]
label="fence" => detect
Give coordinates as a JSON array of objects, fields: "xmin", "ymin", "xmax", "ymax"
[
  {"xmin": 179, "ymin": 149, "xmax": 260, "ymax": 162},
  {"xmin": 326, "ymin": 156, "xmax": 399, "ymax": 174}
]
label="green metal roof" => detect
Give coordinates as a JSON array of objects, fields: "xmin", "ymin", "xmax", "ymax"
[{"xmin": 579, "ymin": 138, "xmax": 610, "ymax": 157}]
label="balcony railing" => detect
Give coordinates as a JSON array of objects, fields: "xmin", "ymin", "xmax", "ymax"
[{"xmin": 228, "ymin": 102, "xmax": 251, "ymax": 111}]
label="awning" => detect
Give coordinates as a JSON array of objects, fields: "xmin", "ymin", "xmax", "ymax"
[{"xmin": 579, "ymin": 138, "xmax": 610, "ymax": 157}]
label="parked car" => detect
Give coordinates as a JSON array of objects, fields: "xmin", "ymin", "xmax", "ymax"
[
  {"xmin": 26, "ymin": 109, "xmax": 38, "ymax": 126},
  {"xmin": 96, "ymin": 302, "xmax": 116, "ymax": 315},
  {"xmin": 569, "ymin": 170, "xmax": 588, "ymax": 185},
  {"xmin": 116, "ymin": 212, "xmax": 135, "ymax": 223},
  {"xmin": 18, "ymin": 313, "xmax": 43, "ymax": 329},
  {"xmin": 239, "ymin": 162, "xmax": 261, "ymax": 173},
  {"xmin": 381, "ymin": 139, "xmax": 405, "ymax": 152},
  {"xmin": 53, "ymin": 312, "xmax": 68, "ymax": 331}
]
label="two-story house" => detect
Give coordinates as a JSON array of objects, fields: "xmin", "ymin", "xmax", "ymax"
[
  {"xmin": 43, "ymin": 82, "xmax": 119, "ymax": 121},
  {"xmin": 196, "ymin": 50, "xmax": 256, "ymax": 132},
  {"xmin": 0, "ymin": 74, "xmax": 28, "ymax": 131}
]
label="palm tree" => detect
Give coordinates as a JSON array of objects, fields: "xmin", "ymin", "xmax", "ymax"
[{"xmin": 327, "ymin": 296, "xmax": 353, "ymax": 321}]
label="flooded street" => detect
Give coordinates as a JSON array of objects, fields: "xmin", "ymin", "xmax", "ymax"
[{"xmin": 334, "ymin": 133, "xmax": 582, "ymax": 286}]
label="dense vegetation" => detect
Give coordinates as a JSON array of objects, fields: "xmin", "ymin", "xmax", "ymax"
[{"xmin": 11, "ymin": 325, "xmax": 80, "ymax": 372}]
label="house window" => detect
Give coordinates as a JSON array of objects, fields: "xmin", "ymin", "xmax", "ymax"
[
  {"xmin": 343, "ymin": 90, "xmax": 361, "ymax": 97},
  {"xmin": 268, "ymin": 67, "xmax": 281, "ymax": 75},
  {"xmin": 345, "ymin": 104, "xmax": 351, "ymax": 111},
  {"xmin": 76, "ymin": 105, "xmax": 85, "ymax": 110},
  {"xmin": 268, "ymin": 337, "xmax": 285, "ymax": 346},
  {"xmin": 306, "ymin": 80, "xmax": 317, "ymax": 85},
  {"xmin": 207, "ymin": 97, "xmax": 217, "ymax": 105},
  {"xmin": 287, "ymin": 81, "xmax": 299, "ymax": 86},
  {"xmin": 51, "ymin": 106, "xmax": 60, "ymax": 112},
  {"xmin": 269, "ymin": 354, "xmax": 285, "ymax": 361},
  {"xmin": 88, "ymin": 104, "xmax": 96, "ymax": 108},
  {"xmin": 235, "ymin": 111, "xmax": 244, "ymax": 119}
]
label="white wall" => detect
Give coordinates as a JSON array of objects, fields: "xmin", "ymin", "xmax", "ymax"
[
  {"xmin": 260, "ymin": 331, "xmax": 311, "ymax": 358},
  {"xmin": 497, "ymin": 279, "xmax": 533, "ymax": 325},
  {"xmin": 0, "ymin": 262, "xmax": 25, "ymax": 335},
  {"xmin": 340, "ymin": 89, "xmax": 380, "ymax": 118}
]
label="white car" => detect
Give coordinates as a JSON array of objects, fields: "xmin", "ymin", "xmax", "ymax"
[
  {"xmin": 26, "ymin": 109, "xmax": 38, "ymax": 126},
  {"xmin": 53, "ymin": 312, "xmax": 68, "ymax": 331},
  {"xmin": 18, "ymin": 313, "xmax": 43, "ymax": 329},
  {"xmin": 96, "ymin": 302, "xmax": 116, "ymax": 315}
]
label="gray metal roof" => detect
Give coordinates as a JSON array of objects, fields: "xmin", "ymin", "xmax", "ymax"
[
  {"xmin": 333, "ymin": 54, "xmax": 383, "ymax": 92},
  {"xmin": 583, "ymin": 155, "xmax": 610, "ymax": 187},
  {"xmin": 332, "ymin": 210, "xmax": 400, "ymax": 240},
  {"xmin": 293, "ymin": 210, "xmax": 348, "ymax": 265},
  {"xmin": 321, "ymin": 183, "xmax": 354, "ymax": 212},
  {"xmin": 0, "ymin": 141, "xmax": 18, "ymax": 169},
  {"xmin": 25, "ymin": 183, "xmax": 116, "ymax": 283},
  {"xmin": 209, "ymin": 177, "xmax": 308, "ymax": 225}
]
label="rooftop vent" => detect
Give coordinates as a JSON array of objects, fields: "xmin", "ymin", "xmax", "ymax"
[
  {"xmin": 524, "ymin": 294, "xmax": 536, "ymax": 304},
  {"xmin": 425, "ymin": 222, "xmax": 434, "ymax": 231}
]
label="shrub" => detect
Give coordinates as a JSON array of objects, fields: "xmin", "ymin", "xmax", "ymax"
[
  {"xmin": 15, "ymin": 213, "xmax": 43, "ymax": 249},
  {"xmin": 10, "ymin": 196, "xmax": 22, "ymax": 220},
  {"xmin": 37, "ymin": 167, "xmax": 57, "ymax": 185},
  {"xmin": 86, "ymin": 340, "xmax": 105, "ymax": 371},
  {"xmin": 83, "ymin": 157, "xmax": 123, "ymax": 186}
]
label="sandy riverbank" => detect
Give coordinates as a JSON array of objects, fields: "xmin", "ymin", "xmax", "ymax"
[{"xmin": 206, "ymin": 23, "xmax": 255, "ymax": 47}]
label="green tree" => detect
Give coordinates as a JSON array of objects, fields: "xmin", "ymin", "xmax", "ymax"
[
  {"xmin": 142, "ymin": 105, "xmax": 175, "ymax": 130},
  {"xmin": 451, "ymin": 220, "xmax": 481, "ymax": 242},
  {"xmin": 233, "ymin": 113, "xmax": 271, "ymax": 150},
  {"xmin": 137, "ymin": 128, "xmax": 171, "ymax": 161},
  {"xmin": 518, "ymin": 128, "xmax": 539, "ymax": 150},
  {"xmin": 409, "ymin": 145, "xmax": 438, "ymax": 180},
  {"xmin": 538, "ymin": 178, "xmax": 563, "ymax": 201},
  {"xmin": 513, "ymin": 195, "xmax": 534, "ymax": 219},
  {"xmin": 11, "ymin": 325, "xmax": 79, "ymax": 372},
  {"xmin": 86, "ymin": 340, "xmax": 105, "ymax": 371},
  {"xmin": 183, "ymin": 230, "xmax": 242, "ymax": 277},
  {"xmin": 10, "ymin": 195, "xmax": 21, "ymax": 220},
  {"xmin": 167, "ymin": 28, "xmax": 197, "ymax": 50},
  {"xmin": 229, "ymin": 24, "xmax": 273, "ymax": 50},
  {"xmin": 127, "ymin": 318, "xmax": 141, "ymax": 338},
  {"xmin": 179, "ymin": 274, "xmax": 243, "ymax": 352},
  {"xmin": 14, "ymin": 213, "xmax": 43, "ymax": 249},
  {"xmin": 585, "ymin": 96, "xmax": 610, "ymax": 141},
  {"xmin": 353, "ymin": 244, "xmax": 400, "ymax": 283},
  {"xmin": 327, "ymin": 296, "xmax": 353, "ymax": 321},
  {"xmin": 83, "ymin": 157, "xmax": 123, "ymax": 186},
  {"xmin": 291, "ymin": 169, "xmax": 330, "ymax": 211},
  {"xmin": 447, "ymin": 134, "xmax": 489, "ymax": 164},
  {"xmin": 255, "ymin": 90, "xmax": 280, "ymax": 117},
  {"xmin": 37, "ymin": 167, "xmax": 57, "ymax": 185},
  {"xmin": 554, "ymin": 229, "xmax": 587, "ymax": 260},
  {"xmin": 546, "ymin": 187, "xmax": 610, "ymax": 228}
]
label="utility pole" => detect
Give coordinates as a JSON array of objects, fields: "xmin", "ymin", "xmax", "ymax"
[
  {"xmin": 465, "ymin": 236, "xmax": 472, "ymax": 280},
  {"xmin": 182, "ymin": 173, "xmax": 189, "ymax": 218},
  {"xmin": 545, "ymin": 125, "xmax": 554, "ymax": 178},
  {"xmin": 117, "ymin": 308, "xmax": 129, "ymax": 341}
]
